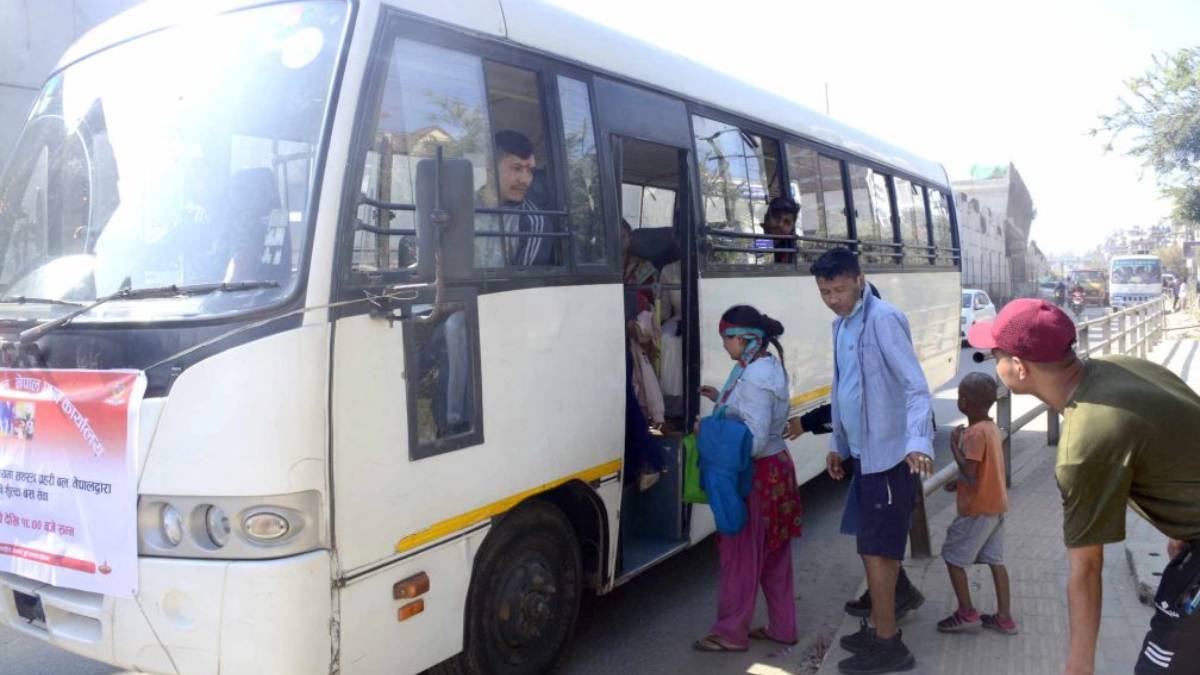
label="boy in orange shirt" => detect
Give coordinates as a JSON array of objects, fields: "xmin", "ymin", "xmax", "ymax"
[{"xmin": 936, "ymin": 372, "xmax": 1017, "ymax": 635}]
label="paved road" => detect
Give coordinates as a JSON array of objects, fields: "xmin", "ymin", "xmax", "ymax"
[{"xmin": 0, "ymin": 347, "xmax": 1041, "ymax": 675}]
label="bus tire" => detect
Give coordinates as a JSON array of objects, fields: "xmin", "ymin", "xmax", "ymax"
[{"xmin": 444, "ymin": 500, "xmax": 582, "ymax": 675}]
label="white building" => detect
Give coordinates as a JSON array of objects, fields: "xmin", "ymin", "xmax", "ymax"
[
  {"xmin": 0, "ymin": 0, "xmax": 140, "ymax": 164},
  {"xmin": 955, "ymin": 190, "xmax": 1010, "ymax": 302},
  {"xmin": 953, "ymin": 163, "xmax": 1039, "ymax": 303}
]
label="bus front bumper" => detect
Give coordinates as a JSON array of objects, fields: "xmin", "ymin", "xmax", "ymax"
[{"xmin": 0, "ymin": 550, "xmax": 331, "ymax": 675}]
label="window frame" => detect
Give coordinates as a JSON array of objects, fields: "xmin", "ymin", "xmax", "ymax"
[
  {"xmin": 692, "ymin": 111, "xmax": 959, "ymax": 277},
  {"xmin": 556, "ymin": 73, "xmax": 611, "ymax": 269},
  {"xmin": 926, "ymin": 187, "xmax": 960, "ymax": 268},
  {"xmin": 892, "ymin": 175, "xmax": 932, "ymax": 266},
  {"xmin": 779, "ymin": 132, "xmax": 960, "ymax": 273},
  {"xmin": 401, "ymin": 285, "xmax": 485, "ymax": 460},
  {"xmin": 843, "ymin": 161, "xmax": 900, "ymax": 268},
  {"xmin": 688, "ymin": 104, "xmax": 796, "ymax": 277},
  {"xmin": 334, "ymin": 11, "xmax": 616, "ymax": 296},
  {"xmin": 336, "ymin": 11, "xmax": 961, "ymax": 292}
]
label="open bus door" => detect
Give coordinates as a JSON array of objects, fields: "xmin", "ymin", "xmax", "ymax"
[{"xmin": 593, "ymin": 78, "xmax": 699, "ymax": 581}]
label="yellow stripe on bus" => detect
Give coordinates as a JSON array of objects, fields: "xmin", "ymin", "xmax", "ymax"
[
  {"xmin": 394, "ymin": 387, "xmax": 828, "ymax": 553},
  {"xmin": 394, "ymin": 459, "xmax": 623, "ymax": 553},
  {"xmin": 790, "ymin": 385, "xmax": 831, "ymax": 408}
]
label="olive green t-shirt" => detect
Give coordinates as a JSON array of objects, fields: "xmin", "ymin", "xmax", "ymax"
[{"xmin": 1057, "ymin": 355, "xmax": 1200, "ymax": 548}]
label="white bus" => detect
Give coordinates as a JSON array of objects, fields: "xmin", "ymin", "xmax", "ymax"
[
  {"xmin": 1110, "ymin": 254, "xmax": 1162, "ymax": 308},
  {"xmin": 0, "ymin": 1, "xmax": 961, "ymax": 673}
]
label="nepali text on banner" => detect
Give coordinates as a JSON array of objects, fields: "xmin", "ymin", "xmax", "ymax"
[{"xmin": 0, "ymin": 370, "xmax": 145, "ymax": 598}]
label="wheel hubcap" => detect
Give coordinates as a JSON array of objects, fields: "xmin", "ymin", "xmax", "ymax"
[{"xmin": 495, "ymin": 553, "xmax": 558, "ymax": 648}]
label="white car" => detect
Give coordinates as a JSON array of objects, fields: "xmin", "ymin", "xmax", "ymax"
[{"xmin": 961, "ymin": 289, "xmax": 997, "ymax": 344}]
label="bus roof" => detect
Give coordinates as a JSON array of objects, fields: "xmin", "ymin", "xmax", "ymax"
[{"xmin": 59, "ymin": 0, "xmax": 949, "ymax": 188}]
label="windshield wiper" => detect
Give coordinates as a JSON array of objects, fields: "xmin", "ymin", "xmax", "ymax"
[
  {"xmin": 18, "ymin": 280, "xmax": 280, "ymax": 344},
  {"xmin": 0, "ymin": 296, "xmax": 86, "ymax": 307}
]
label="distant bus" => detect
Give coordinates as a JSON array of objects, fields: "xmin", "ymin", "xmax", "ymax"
[{"xmin": 1110, "ymin": 254, "xmax": 1162, "ymax": 308}]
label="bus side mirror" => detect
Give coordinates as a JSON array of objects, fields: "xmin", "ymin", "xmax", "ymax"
[{"xmin": 415, "ymin": 155, "xmax": 474, "ymax": 281}]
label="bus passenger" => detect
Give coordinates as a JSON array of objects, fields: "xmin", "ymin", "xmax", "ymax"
[
  {"xmin": 785, "ymin": 283, "xmax": 923, "ymax": 621},
  {"xmin": 621, "ymin": 221, "xmax": 666, "ymax": 427},
  {"xmin": 693, "ymin": 305, "xmax": 802, "ymax": 653},
  {"xmin": 760, "ymin": 196, "xmax": 799, "ymax": 264},
  {"xmin": 814, "ymin": 247, "xmax": 932, "ymax": 674},
  {"xmin": 475, "ymin": 130, "xmax": 557, "ymax": 267}
]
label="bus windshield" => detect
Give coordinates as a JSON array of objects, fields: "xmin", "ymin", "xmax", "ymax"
[
  {"xmin": 0, "ymin": 1, "xmax": 346, "ymax": 323},
  {"xmin": 1111, "ymin": 258, "xmax": 1161, "ymax": 285}
]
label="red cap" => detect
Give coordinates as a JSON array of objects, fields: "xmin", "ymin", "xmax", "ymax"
[{"xmin": 967, "ymin": 298, "xmax": 1077, "ymax": 362}]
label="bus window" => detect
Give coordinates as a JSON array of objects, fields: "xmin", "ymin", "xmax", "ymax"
[
  {"xmin": 819, "ymin": 155, "xmax": 849, "ymax": 240},
  {"xmin": 352, "ymin": 39, "xmax": 566, "ymax": 276},
  {"xmin": 894, "ymin": 177, "xmax": 929, "ymax": 265},
  {"xmin": 786, "ymin": 143, "xmax": 849, "ymax": 261},
  {"xmin": 929, "ymin": 190, "xmax": 955, "ymax": 265},
  {"xmin": 847, "ymin": 162, "xmax": 897, "ymax": 265},
  {"xmin": 406, "ymin": 298, "xmax": 483, "ymax": 459},
  {"xmin": 692, "ymin": 115, "xmax": 787, "ymax": 266},
  {"xmin": 354, "ymin": 40, "xmax": 492, "ymax": 274},
  {"xmin": 786, "ymin": 144, "xmax": 822, "ymax": 240},
  {"xmin": 476, "ymin": 61, "xmax": 562, "ymax": 268},
  {"xmin": 557, "ymin": 76, "xmax": 605, "ymax": 264},
  {"xmin": 622, "ymin": 184, "xmax": 676, "ymax": 229}
]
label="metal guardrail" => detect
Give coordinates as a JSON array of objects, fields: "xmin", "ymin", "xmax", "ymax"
[{"xmin": 909, "ymin": 295, "xmax": 1170, "ymax": 558}]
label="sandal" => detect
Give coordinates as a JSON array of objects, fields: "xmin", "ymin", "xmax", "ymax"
[
  {"xmin": 749, "ymin": 627, "xmax": 798, "ymax": 646},
  {"xmin": 692, "ymin": 635, "xmax": 748, "ymax": 652}
]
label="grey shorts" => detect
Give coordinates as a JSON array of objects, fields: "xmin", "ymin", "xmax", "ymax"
[{"xmin": 941, "ymin": 514, "xmax": 1005, "ymax": 567}]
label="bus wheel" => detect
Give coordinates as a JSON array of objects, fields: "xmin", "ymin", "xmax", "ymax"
[{"xmin": 453, "ymin": 501, "xmax": 581, "ymax": 675}]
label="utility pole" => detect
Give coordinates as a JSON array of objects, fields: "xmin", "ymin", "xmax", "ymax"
[{"xmin": 824, "ymin": 82, "xmax": 830, "ymax": 116}]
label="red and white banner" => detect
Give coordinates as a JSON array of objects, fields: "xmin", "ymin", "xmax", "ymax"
[{"xmin": 0, "ymin": 370, "xmax": 145, "ymax": 598}]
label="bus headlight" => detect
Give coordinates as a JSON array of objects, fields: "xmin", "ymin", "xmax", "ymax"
[
  {"xmin": 161, "ymin": 504, "xmax": 184, "ymax": 547},
  {"xmin": 137, "ymin": 491, "xmax": 323, "ymax": 559},
  {"xmin": 204, "ymin": 505, "xmax": 232, "ymax": 548}
]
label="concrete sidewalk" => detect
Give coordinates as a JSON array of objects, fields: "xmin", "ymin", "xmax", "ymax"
[{"xmin": 816, "ymin": 334, "xmax": 1200, "ymax": 675}]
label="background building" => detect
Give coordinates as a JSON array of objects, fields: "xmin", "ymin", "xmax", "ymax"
[
  {"xmin": 0, "ymin": 0, "xmax": 140, "ymax": 164},
  {"xmin": 954, "ymin": 189, "xmax": 1011, "ymax": 302},
  {"xmin": 953, "ymin": 163, "xmax": 1039, "ymax": 302}
]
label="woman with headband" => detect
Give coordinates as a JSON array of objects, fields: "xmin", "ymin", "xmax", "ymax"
[{"xmin": 693, "ymin": 305, "xmax": 803, "ymax": 652}]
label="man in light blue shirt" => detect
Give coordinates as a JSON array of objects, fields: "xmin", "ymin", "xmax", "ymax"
[
  {"xmin": 835, "ymin": 294, "xmax": 865, "ymax": 457},
  {"xmin": 814, "ymin": 247, "xmax": 934, "ymax": 675}
]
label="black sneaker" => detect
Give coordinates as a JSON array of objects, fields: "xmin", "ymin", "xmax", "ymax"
[
  {"xmin": 844, "ymin": 588, "xmax": 872, "ymax": 618},
  {"xmin": 837, "ymin": 631, "xmax": 915, "ymax": 674},
  {"xmin": 839, "ymin": 619, "xmax": 874, "ymax": 654},
  {"xmin": 843, "ymin": 572, "xmax": 925, "ymax": 620},
  {"xmin": 894, "ymin": 581, "xmax": 926, "ymax": 620}
]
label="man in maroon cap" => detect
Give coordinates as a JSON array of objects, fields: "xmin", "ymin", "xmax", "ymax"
[{"xmin": 968, "ymin": 298, "xmax": 1200, "ymax": 675}]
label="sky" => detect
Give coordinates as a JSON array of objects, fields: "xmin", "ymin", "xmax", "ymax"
[{"xmin": 547, "ymin": 0, "xmax": 1200, "ymax": 256}]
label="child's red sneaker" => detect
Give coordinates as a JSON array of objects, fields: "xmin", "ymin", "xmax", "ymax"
[
  {"xmin": 936, "ymin": 608, "xmax": 981, "ymax": 633},
  {"xmin": 981, "ymin": 613, "xmax": 1018, "ymax": 635}
]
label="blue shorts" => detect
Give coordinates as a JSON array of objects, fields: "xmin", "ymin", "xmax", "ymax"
[{"xmin": 851, "ymin": 459, "xmax": 917, "ymax": 560}]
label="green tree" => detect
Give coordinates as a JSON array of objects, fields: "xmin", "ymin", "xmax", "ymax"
[{"xmin": 1094, "ymin": 47, "xmax": 1200, "ymax": 225}]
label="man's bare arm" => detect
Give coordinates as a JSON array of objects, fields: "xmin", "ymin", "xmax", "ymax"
[{"xmin": 1064, "ymin": 544, "xmax": 1104, "ymax": 675}]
